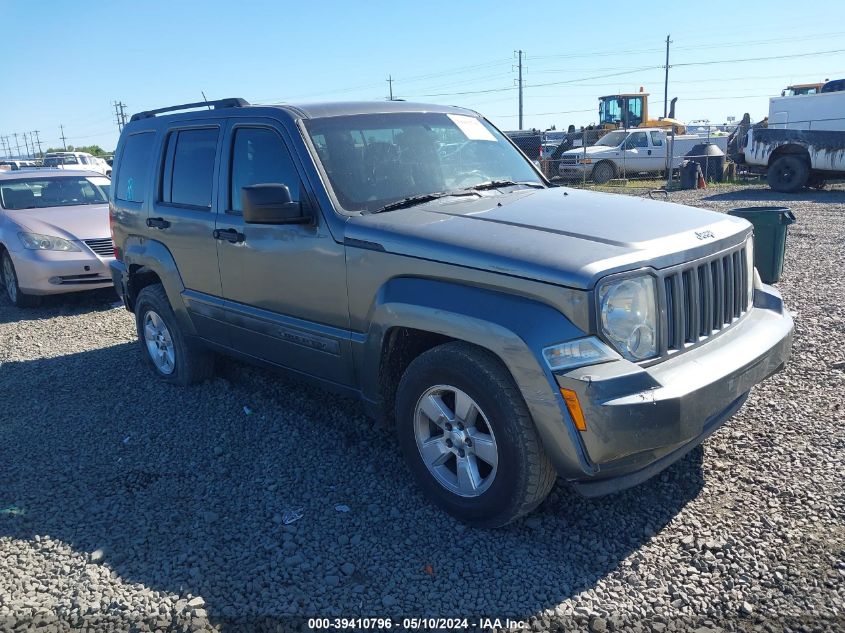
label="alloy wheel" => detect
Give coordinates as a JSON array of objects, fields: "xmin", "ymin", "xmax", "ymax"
[
  {"xmin": 143, "ymin": 310, "xmax": 176, "ymax": 375},
  {"xmin": 413, "ymin": 385, "xmax": 499, "ymax": 497},
  {"xmin": 3, "ymin": 255, "xmax": 17, "ymax": 304}
]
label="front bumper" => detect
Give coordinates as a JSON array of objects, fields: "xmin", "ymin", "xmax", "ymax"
[
  {"xmin": 554, "ymin": 283, "xmax": 793, "ymax": 495},
  {"xmin": 558, "ymin": 163, "xmax": 591, "ymax": 179},
  {"xmin": 9, "ymin": 247, "xmax": 113, "ymax": 295}
]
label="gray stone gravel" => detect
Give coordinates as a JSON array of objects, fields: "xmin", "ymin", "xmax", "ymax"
[{"xmin": 0, "ymin": 184, "xmax": 843, "ymax": 632}]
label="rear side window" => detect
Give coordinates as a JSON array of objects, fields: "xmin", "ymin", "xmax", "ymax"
[
  {"xmin": 116, "ymin": 132, "xmax": 155, "ymax": 202},
  {"xmin": 161, "ymin": 128, "xmax": 218, "ymax": 208},
  {"xmin": 650, "ymin": 131, "xmax": 664, "ymax": 147}
]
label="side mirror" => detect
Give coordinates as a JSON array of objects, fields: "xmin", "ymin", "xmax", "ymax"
[{"xmin": 241, "ymin": 183, "xmax": 311, "ymax": 225}]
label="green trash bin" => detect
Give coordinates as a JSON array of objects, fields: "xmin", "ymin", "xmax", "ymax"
[{"xmin": 728, "ymin": 206, "xmax": 796, "ymax": 284}]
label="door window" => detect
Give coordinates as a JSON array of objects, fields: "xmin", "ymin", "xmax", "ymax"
[
  {"xmin": 229, "ymin": 127, "xmax": 300, "ymax": 214},
  {"xmin": 650, "ymin": 131, "xmax": 664, "ymax": 146},
  {"xmin": 625, "ymin": 132, "xmax": 649, "ymax": 149},
  {"xmin": 115, "ymin": 132, "xmax": 155, "ymax": 202},
  {"xmin": 161, "ymin": 128, "xmax": 218, "ymax": 208}
]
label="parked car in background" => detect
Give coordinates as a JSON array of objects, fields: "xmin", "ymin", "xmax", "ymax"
[
  {"xmin": 109, "ymin": 98, "xmax": 792, "ymax": 527},
  {"xmin": 0, "ymin": 169, "xmax": 114, "ymax": 306},
  {"xmin": 0, "ymin": 160, "xmax": 38, "ymax": 171},
  {"xmin": 43, "ymin": 152, "xmax": 111, "ymax": 177},
  {"xmin": 557, "ymin": 128, "xmax": 729, "ymax": 183}
]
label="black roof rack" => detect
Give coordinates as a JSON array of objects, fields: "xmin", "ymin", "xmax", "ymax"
[{"xmin": 130, "ymin": 98, "xmax": 250, "ymax": 122}]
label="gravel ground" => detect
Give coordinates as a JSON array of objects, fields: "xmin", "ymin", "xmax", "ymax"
[{"xmin": 0, "ymin": 184, "xmax": 843, "ymax": 632}]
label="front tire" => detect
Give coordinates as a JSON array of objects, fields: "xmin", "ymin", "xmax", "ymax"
[
  {"xmin": 767, "ymin": 155, "xmax": 809, "ymax": 193},
  {"xmin": 134, "ymin": 284, "xmax": 214, "ymax": 385},
  {"xmin": 592, "ymin": 161, "xmax": 615, "ymax": 184},
  {"xmin": 1, "ymin": 250, "xmax": 39, "ymax": 308},
  {"xmin": 396, "ymin": 342, "xmax": 555, "ymax": 527}
]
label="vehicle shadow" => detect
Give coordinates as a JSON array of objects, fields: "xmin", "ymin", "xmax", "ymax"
[
  {"xmin": 704, "ymin": 187, "xmax": 845, "ymax": 204},
  {"xmin": 0, "ymin": 344, "xmax": 706, "ymax": 627},
  {"xmin": 0, "ymin": 287, "xmax": 119, "ymax": 325}
]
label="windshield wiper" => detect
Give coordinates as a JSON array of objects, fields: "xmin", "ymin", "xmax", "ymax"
[
  {"xmin": 371, "ymin": 190, "xmax": 478, "ymax": 214},
  {"xmin": 464, "ymin": 180, "xmax": 545, "ymax": 191}
]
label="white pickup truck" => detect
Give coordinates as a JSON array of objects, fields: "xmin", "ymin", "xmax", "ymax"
[
  {"xmin": 743, "ymin": 90, "xmax": 845, "ymax": 191},
  {"xmin": 42, "ymin": 151, "xmax": 111, "ymax": 177},
  {"xmin": 557, "ymin": 128, "xmax": 728, "ymax": 184}
]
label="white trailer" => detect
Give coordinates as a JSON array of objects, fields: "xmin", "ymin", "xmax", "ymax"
[{"xmin": 743, "ymin": 91, "xmax": 845, "ymax": 192}]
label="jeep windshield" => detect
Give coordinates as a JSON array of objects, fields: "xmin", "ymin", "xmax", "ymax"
[
  {"xmin": 595, "ymin": 130, "xmax": 629, "ymax": 147},
  {"xmin": 304, "ymin": 112, "xmax": 544, "ymax": 213}
]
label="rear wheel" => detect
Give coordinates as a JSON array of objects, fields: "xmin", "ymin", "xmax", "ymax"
[
  {"xmin": 767, "ymin": 155, "xmax": 809, "ymax": 193},
  {"xmin": 134, "ymin": 284, "xmax": 214, "ymax": 385},
  {"xmin": 1, "ymin": 250, "xmax": 39, "ymax": 308},
  {"xmin": 592, "ymin": 161, "xmax": 615, "ymax": 184},
  {"xmin": 396, "ymin": 342, "xmax": 555, "ymax": 527}
]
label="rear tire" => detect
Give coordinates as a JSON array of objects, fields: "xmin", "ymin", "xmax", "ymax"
[
  {"xmin": 1, "ymin": 250, "xmax": 40, "ymax": 308},
  {"xmin": 395, "ymin": 342, "xmax": 556, "ymax": 527},
  {"xmin": 767, "ymin": 155, "xmax": 809, "ymax": 193},
  {"xmin": 134, "ymin": 283, "xmax": 214, "ymax": 385},
  {"xmin": 592, "ymin": 161, "xmax": 615, "ymax": 185}
]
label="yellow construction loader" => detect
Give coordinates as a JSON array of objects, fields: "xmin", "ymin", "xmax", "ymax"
[{"xmin": 597, "ymin": 89, "xmax": 686, "ymax": 133}]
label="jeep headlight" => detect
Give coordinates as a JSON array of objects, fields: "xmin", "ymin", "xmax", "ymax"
[
  {"xmin": 598, "ymin": 275, "xmax": 658, "ymax": 361},
  {"xmin": 18, "ymin": 232, "xmax": 80, "ymax": 252}
]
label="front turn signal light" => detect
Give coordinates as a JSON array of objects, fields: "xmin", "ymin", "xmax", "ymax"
[{"xmin": 560, "ymin": 388, "xmax": 587, "ymax": 431}]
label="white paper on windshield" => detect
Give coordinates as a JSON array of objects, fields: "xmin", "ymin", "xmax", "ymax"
[{"xmin": 447, "ymin": 114, "xmax": 497, "ymax": 142}]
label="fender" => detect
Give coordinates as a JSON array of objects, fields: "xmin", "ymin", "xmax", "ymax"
[
  {"xmin": 122, "ymin": 236, "xmax": 196, "ymax": 336},
  {"xmin": 357, "ymin": 277, "xmax": 597, "ymax": 478}
]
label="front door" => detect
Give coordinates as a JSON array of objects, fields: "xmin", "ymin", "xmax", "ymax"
[
  {"xmin": 215, "ymin": 120, "xmax": 354, "ymax": 386},
  {"xmin": 620, "ymin": 131, "xmax": 654, "ymax": 176}
]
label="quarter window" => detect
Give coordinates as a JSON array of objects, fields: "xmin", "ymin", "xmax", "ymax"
[
  {"xmin": 115, "ymin": 132, "xmax": 155, "ymax": 203},
  {"xmin": 229, "ymin": 127, "xmax": 300, "ymax": 214},
  {"xmin": 161, "ymin": 128, "xmax": 218, "ymax": 208}
]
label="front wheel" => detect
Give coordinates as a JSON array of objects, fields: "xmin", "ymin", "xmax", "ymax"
[
  {"xmin": 1, "ymin": 250, "xmax": 39, "ymax": 308},
  {"xmin": 767, "ymin": 155, "xmax": 809, "ymax": 193},
  {"xmin": 591, "ymin": 161, "xmax": 615, "ymax": 184},
  {"xmin": 134, "ymin": 284, "xmax": 214, "ymax": 385},
  {"xmin": 396, "ymin": 342, "xmax": 555, "ymax": 527}
]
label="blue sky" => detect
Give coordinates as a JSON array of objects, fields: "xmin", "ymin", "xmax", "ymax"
[{"xmin": 2, "ymin": 0, "xmax": 844, "ymax": 154}]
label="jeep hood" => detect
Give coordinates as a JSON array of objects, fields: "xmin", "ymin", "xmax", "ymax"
[{"xmin": 345, "ymin": 187, "xmax": 751, "ymax": 289}]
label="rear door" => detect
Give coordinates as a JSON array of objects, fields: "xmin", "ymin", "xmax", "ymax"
[
  {"xmin": 648, "ymin": 131, "xmax": 668, "ymax": 171},
  {"xmin": 149, "ymin": 121, "xmax": 227, "ymax": 343},
  {"xmin": 215, "ymin": 118, "xmax": 354, "ymax": 386}
]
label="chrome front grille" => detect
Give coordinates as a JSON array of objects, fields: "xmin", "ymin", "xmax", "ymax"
[
  {"xmin": 660, "ymin": 243, "xmax": 750, "ymax": 355},
  {"xmin": 84, "ymin": 238, "xmax": 114, "ymax": 257},
  {"xmin": 559, "ymin": 155, "xmax": 578, "ymax": 165}
]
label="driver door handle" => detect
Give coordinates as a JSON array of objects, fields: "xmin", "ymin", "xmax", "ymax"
[
  {"xmin": 146, "ymin": 217, "xmax": 170, "ymax": 229},
  {"xmin": 213, "ymin": 228, "xmax": 245, "ymax": 243}
]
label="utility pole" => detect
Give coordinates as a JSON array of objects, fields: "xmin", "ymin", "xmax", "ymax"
[
  {"xmin": 60, "ymin": 125, "xmax": 68, "ymax": 150},
  {"xmin": 12, "ymin": 133, "xmax": 21, "ymax": 157},
  {"xmin": 32, "ymin": 130, "xmax": 43, "ymax": 157},
  {"xmin": 23, "ymin": 132, "xmax": 32, "ymax": 158},
  {"xmin": 0, "ymin": 136, "xmax": 8, "ymax": 158},
  {"xmin": 387, "ymin": 75, "xmax": 394, "ymax": 101},
  {"xmin": 517, "ymin": 50, "xmax": 524, "ymax": 130},
  {"xmin": 663, "ymin": 34, "xmax": 672, "ymax": 119},
  {"xmin": 113, "ymin": 101, "xmax": 127, "ymax": 132}
]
